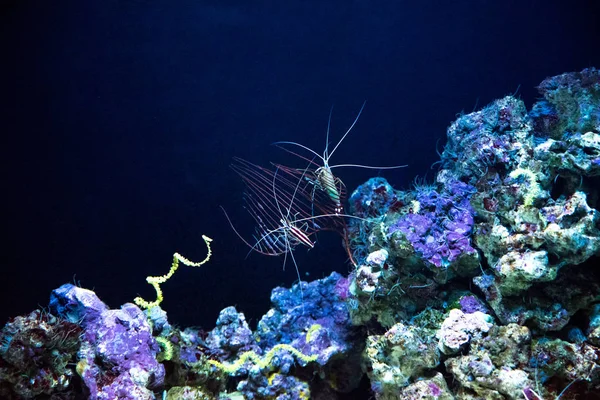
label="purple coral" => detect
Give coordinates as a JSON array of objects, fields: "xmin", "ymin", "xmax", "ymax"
[
  {"xmin": 459, "ymin": 294, "xmax": 489, "ymax": 315},
  {"xmin": 389, "ymin": 179, "xmax": 477, "ymax": 268},
  {"xmin": 49, "ymin": 284, "xmax": 164, "ymax": 399}
]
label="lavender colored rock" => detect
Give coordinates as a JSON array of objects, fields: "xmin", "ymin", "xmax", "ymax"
[{"xmin": 50, "ymin": 284, "xmax": 164, "ymax": 399}]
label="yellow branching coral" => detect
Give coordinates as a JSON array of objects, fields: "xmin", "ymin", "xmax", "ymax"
[
  {"xmin": 134, "ymin": 235, "xmax": 213, "ymax": 309},
  {"xmin": 208, "ymin": 344, "xmax": 318, "ymax": 374}
]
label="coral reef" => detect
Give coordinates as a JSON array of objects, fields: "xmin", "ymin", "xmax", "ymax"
[
  {"xmin": 2, "ymin": 68, "xmax": 600, "ymax": 399},
  {"xmin": 345, "ymin": 68, "xmax": 600, "ymax": 399}
]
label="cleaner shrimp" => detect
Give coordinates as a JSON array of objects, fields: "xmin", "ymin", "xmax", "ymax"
[
  {"xmin": 221, "ymin": 157, "xmax": 342, "ymax": 259},
  {"xmin": 274, "ymin": 102, "xmax": 407, "ymax": 215},
  {"xmin": 222, "ymin": 155, "xmax": 380, "ymax": 275},
  {"xmin": 221, "ymin": 156, "xmax": 346, "ymax": 298}
]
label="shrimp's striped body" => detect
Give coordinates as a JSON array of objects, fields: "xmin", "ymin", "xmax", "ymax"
[
  {"xmin": 279, "ymin": 217, "xmax": 315, "ymax": 249},
  {"xmin": 313, "ymin": 165, "xmax": 342, "ymax": 214}
]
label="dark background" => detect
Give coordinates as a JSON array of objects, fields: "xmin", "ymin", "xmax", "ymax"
[{"xmin": 2, "ymin": 0, "xmax": 599, "ymax": 330}]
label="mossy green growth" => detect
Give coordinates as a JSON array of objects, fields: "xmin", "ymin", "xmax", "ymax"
[
  {"xmin": 165, "ymin": 386, "xmax": 219, "ymax": 400},
  {"xmin": 155, "ymin": 336, "xmax": 174, "ymax": 362},
  {"xmin": 509, "ymin": 168, "xmax": 542, "ymax": 207},
  {"xmin": 305, "ymin": 324, "xmax": 322, "ymax": 343}
]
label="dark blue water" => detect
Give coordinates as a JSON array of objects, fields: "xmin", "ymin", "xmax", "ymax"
[{"xmin": 2, "ymin": 0, "xmax": 599, "ymax": 330}]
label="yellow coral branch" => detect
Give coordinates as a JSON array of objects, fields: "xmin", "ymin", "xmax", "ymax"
[
  {"xmin": 134, "ymin": 235, "xmax": 213, "ymax": 309},
  {"xmin": 208, "ymin": 344, "xmax": 318, "ymax": 374}
]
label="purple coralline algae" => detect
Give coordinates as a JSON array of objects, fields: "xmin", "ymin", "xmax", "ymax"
[
  {"xmin": 456, "ymin": 293, "xmax": 490, "ymax": 314},
  {"xmin": 164, "ymin": 272, "xmax": 361, "ymax": 399},
  {"xmin": 387, "ymin": 177, "xmax": 478, "ymax": 270}
]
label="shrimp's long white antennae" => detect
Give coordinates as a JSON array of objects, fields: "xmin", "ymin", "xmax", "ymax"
[
  {"xmin": 221, "ymin": 206, "xmax": 258, "ymax": 251},
  {"xmin": 289, "ymin": 212, "xmax": 379, "ymax": 226},
  {"xmin": 328, "ymin": 101, "xmax": 366, "ymax": 161},
  {"xmin": 285, "ymin": 156, "xmax": 318, "ymax": 220},
  {"xmin": 329, "ymin": 163, "xmax": 408, "ymax": 170},
  {"xmin": 273, "ymin": 141, "xmax": 324, "ymax": 163},
  {"xmin": 324, "ymin": 104, "xmax": 334, "ymax": 160},
  {"xmin": 288, "ymin": 236, "xmax": 304, "ymax": 309},
  {"xmin": 281, "ymin": 232, "xmax": 289, "ymax": 271}
]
